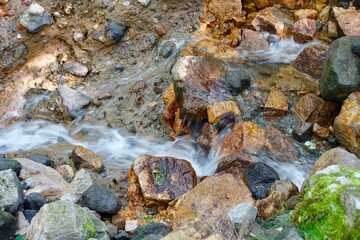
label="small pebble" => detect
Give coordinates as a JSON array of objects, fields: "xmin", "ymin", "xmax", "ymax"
[{"xmin": 155, "ymin": 24, "xmax": 167, "ymax": 36}]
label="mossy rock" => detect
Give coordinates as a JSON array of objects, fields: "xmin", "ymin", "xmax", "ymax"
[
  {"xmin": 0, "ymin": 158, "xmax": 21, "ymax": 176},
  {"xmin": 292, "ymin": 165, "xmax": 360, "ymax": 239}
]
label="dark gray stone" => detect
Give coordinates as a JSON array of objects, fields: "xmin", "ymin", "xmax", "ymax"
[
  {"xmin": 114, "ymin": 230, "xmax": 130, "ymax": 240},
  {"xmin": 24, "ymin": 192, "xmax": 47, "ymax": 210},
  {"xmin": 0, "ymin": 210, "xmax": 16, "ymax": 240},
  {"xmin": 132, "ymin": 223, "xmax": 171, "ymax": 240},
  {"xmin": 27, "ymin": 154, "xmax": 55, "ymax": 168},
  {"xmin": 105, "ymin": 19, "xmax": 126, "ymax": 42},
  {"xmin": 225, "ymin": 65, "xmax": 253, "ymax": 96},
  {"xmin": 292, "ymin": 122, "xmax": 313, "ymax": 142},
  {"xmin": 320, "ymin": 36, "xmax": 360, "ymax": 101},
  {"xmin": 243, "ymin": 162, "xmax": 280, "ymax": 200},
  {"xmin": 82, "ymin": 184, "xmax": 121, "ymax": 215},
  {"xmin": 18, "ymin": 3, "xmax": 54, "ymax": 33},
  {"xmin": 351, "ymin": 39, "xmax": 360, "ymax": 57},
  {"xmin": 23, "ymin": 209, "xmax": 37, "ymax": 222},
  {"xmin": 0, "ymin": 158, "xmax": 21, "ymax": 176}
]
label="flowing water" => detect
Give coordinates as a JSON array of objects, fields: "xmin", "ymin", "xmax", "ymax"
[{"xmin": 0, "ymin": 35, "xmax": 322, "ymax": 188}]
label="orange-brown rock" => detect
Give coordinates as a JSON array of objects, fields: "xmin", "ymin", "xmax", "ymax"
[
  {"xmin": 293, "ymin": 18, "xmax": 317, "ymax": 43},
  {"xmin": 221, "ymin": 121, "xmax": 265, "ymax": 155},
  {"xmin": 203, "ymin": 0, "xmax": 243, "ymax": 26},
  {"xmin": 309, "ymin": 147, "xmax": 360, "ymax": 176},
  {"xmin": 254, "ymin": 0, "xmax": 274, "ymax": 10},
  {"xmin": 207, "ymin": 101, "xmax": 241, "ymax": 124},
  {"xmin": 334, "ymin": 7, "xmax": 360, "ymax": 36},
  {"xmin": 216, "ymin": 152, "xmax": 258, "ymax": 173},
  {"xmin": 197, "ymin": 123, "xmax": 215, "ymax": 150},
  {"xmin": 128, "ymin": 155, "xmax": 197, "ymax": 209},
  {"xmin": 313, "ymin": 123, "xmax": 329, "ymax": 139},
  {"xmin": 293, "ymin": 43, "xmax": 328, "ymax": 79},
  {"xmin": 264, "ymin": 126, "xmax": 297, "ymax": 162},
  {"xmin": 256, "ymin": 180, "xmax": 299, "ymax": 220},
  {"xmin": 70, "ymin": 146, "xmax": 104, "ymax": 173},
  {"xmin": 294, "ymin": 93, "xmax": 341, "ymax": 127},
  {"xmin": 240, "ymin": 29, "xmax": 270, "ymax": 51},
  {"xmin": 334, "ymin": 92, "xmax": 360, "ymax": 157},
  {"xmin": 167, "ymin": 174, "xmax": 254, "ymax": 227},
  {"xmin": 280, "ymin": 0, "xmax": 296, "ymax": 9},
  {"xmin": 264, "ymin": 87, "xmax": 288, "ymax": 117},
  {"xmin": 293, "ymin": 9, "xmax": 317, "ymax": 20},
  {"xmin": 251, "ymin": 7, "xmax": 293, "ymax": 38}
]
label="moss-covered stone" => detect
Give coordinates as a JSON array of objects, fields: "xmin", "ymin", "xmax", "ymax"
[{"xmin": 292, "ymin": 165, "xmax": 360, "ymax": 239}]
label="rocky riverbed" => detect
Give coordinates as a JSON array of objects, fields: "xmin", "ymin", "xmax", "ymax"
[{"xmin": 1, "ymin": 0, "xmax": 360, "ymax": 239}]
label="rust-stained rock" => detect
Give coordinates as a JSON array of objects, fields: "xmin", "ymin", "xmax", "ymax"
[
  {"xmin": 294, "ymin": 93, "xmax": 341, "ymax": 127},
  {"xmin": 293, "ymin": 43, "xmax": 328, "ymax": 79},
  {"xmin": 167, "ymin": 174, "xmax": 254, "ymax": 227},
  {"xmin": 203, "ymin": 0, "xmax": 243, "ymax": 26},
  {"xmin": 293, "ymin": 18, "xmax": 317, "ymax": 43},
  {"xmin": 240, "ymin": 29, "xmax": 270, "ymax": 51},
  {"xmin": 197, "ymin": 123, "xmax": 215, "ymax": 150},
  {"xmin": 264, "ymin": 87, "xmax": 288, "ymax": 117},
  {"xmin": 207, "ymin": 101, "xmax": 241, "ymax": 124},
  {"xmin": 128, "ymin": 155, "xmax": 197, "ymax": 209},
  {"xmin": 334, "ymin": 92, "xmax": 360, "ymax": 157},
  {"xmin": 256, "ymin": 180, "xmax": 299, "ymax": 220},
  {"xmin": 264, "ymin": 126, "xmax": 297, "ymax": 162},
  {"xmin": 313, "ymin": 123, "xmax": 329, "ymax": 139},
  {"xmin": 254, "ymin": 0, "xmax": 274, "ymax": 10},
  {"xmin": 221, "ymin": 121, "xmax": 265, "ymax": 155},
  {"xmin": 70, "ymin": 146, "xmax": 104, "ymax": 173},
  {"xmin": 294, "ymin": 9, "xmax": 317, "ymax": 20},
  {"xmin": 251, "ymin": 7, "xmax": 293, "ymax": 38},
  {"xmin": 334, "ymin": 7, "xmax": 360, "ymax": 36},
  {"xmin": 280, "ymin": 0, "xmax": 296, "ymax": 9},
  {"xmin": 216, "ymin": 152, "xmax": 258, "ymax": 173},
  {"xmin": 309, "ymin": 147, "xmax": 360, "ymax": 176}
]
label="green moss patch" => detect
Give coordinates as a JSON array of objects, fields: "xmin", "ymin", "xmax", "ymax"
[{"xmin": 292, "ymin": 166, "xmax": 360, "ymax": 239}]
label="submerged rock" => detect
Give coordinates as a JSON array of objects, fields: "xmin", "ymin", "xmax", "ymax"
[
  {"xmin": 0, "ymin": 210, "xmax": 16, "ymax": 240},
  {"xmin": 264, "ymin": 87, "xmax": 288, "ymax": 118},
  {"xmin": 128, "ymin": 155, "xmax": 196, "ymax": 208},
  {"xmin": 19, "ymin": 3, "xmax": 54, "ymax": 33},
  {"xmin": 82, "ymin": 184, "xmax": 121, "ymax": 215},
  {"xmin": 292, "ymin": 165, "xmax": 360, "ymax": 239},
  {"xmin": 334, "ymin": 92, "xmax": 360, "ymax": 158},
  {"xmin": 0, "ymin": 169, "xmax": 25, "ymax": 213},
  {"xmin": 26, "ymin": 201, "xmax": 109, "ymax": 240},
  {"xmin": 320, "ymin": 36, "xmax": 360, "ymax": 101}
]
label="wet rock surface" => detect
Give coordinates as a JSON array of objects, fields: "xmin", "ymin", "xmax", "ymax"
[
  {"xmin": 0, "ymin": 169, "xmax": 25, "ymax": 213},
  {"xmin": 71, "ymin": 146, "xmax": 104, "ymax": 173}
]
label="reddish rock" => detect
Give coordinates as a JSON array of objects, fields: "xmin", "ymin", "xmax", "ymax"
[
  {"xmin": 293, "ymin": 18, "xmax": 317, "ymax": 43},
  {"xmin": 334, "ymin": 92, "xmax": 360, "ymax": 157},
  {"xmin": 293, "ymin": 43, "xmax": 329, "ymax": 79},
  {"xmin": 313, "ymin": 123, "xmax": 330, "ymax": 139},
  {"xmin": 131, "ymin": 80, "xmax": 147, "ymax": 94},
  {"xmin": 280, "ymin": 0, "xmax": 296, "ymax": 9},
  {"xmin": 70, "ymin": 146, "xmax": 104, "ymax": 173},
  {"xmin": 294, "ymin": 93, "xmax": 341, "ymax": 127},
  {"xmin": 216, "ymin": 152, "xmax": 258, "ymax": 173},
  {"xmin": 128, "ymin": 155, "xmax": 197, "ymax": 209},
  {"xmin": 264, "ymin": 87, "xmax": 288, "ymax": 117},
  {"xmin": 155, "ymin": 24, "xmax": 167, "ymax": 36},
  {"xmin": 207, "ymin": 101, "xmax": 241, "ymax": 124},
  {"xmin": 197, "ymin": 123, "xmax": 215, "ymax": 150},
  {"xmin": 240, "ymin": 29, "xmax": 270, "ymax": 51},
  {"xmin": 256, "ymin": 180, "xmax": 299, "ymax": 220},
  {"xmin": 203, "ymin": 0, "xmax": 243, "ymax": 25},
  {"xmin": 293, "ymin": 9, "xmax": 317, "ymax": 20},
  {"xmin": 221, "ymin": 121, "xmax": 265, "ymax": 155},
  {"xmin": 334, "ymin": 7, "xmax": 360, "ymax": 36},
  {"xmin": 251, "ymin": 7, "xmax": 293, "ymax": 38}
]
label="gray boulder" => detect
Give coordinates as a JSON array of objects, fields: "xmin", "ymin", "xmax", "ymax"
[
  {"xmin": 19, "ymin": 3, "xmax": 54, "ymax": 33},
  {"xmin": 320, "ymin": 36, "xmax": 360, "ymax": 101},
  {"xmin": 0, "ymin": 169, "xmax": 25, "ymax": 213},
  {"xmin": 0, "ymin": 158, "xmax": 21, "ymax": 176},
  {"xmin": 0, "ymin": 210, "xmax": 16, "ymax": 240},
  {"xmin": 26, "ymin": 201, "xmax": 109, "ymax": 240}
]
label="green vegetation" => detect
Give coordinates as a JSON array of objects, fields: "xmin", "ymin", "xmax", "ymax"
[{"xmin": 152, "ymin": 167, "xmax": 165, "ymax": 184}]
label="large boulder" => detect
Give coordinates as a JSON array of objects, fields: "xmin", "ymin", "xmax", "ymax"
[
  {"xmin": 128, "ymin": 155, "xmax": 197, "ymax": 208},
  {"xmin": 320, "ymin": 36, "xmax": 360, "ymax": 101},
  {"xmin": 0, "ymin": 169, "xmax": 24, "ymax": 213},
  {"xmin": 16, "ymin": 158, "xmax": 74, "ymax": 198},
  {"xmin": 0, "ymin": 210, "xmax": 16, "ymax": 240},
  {"xmin": 292, "ymin": 165, "xmax": 360, "ymax": 239},
  {"xmin": 167, "ymin": 174, "xmax": 254, "ymax": 228},
  {"xmin": 18, "ymin": 3, "xmax": 54, "ymax": 33},
  {"xmin": 26, "ymin": 201, "xmax": 109, "ymax": 240},
  {"xmin": 172, "ymin": 56, "xmax": 252, "ymax": 120},
  {"xmin": 82, "ymin": 184, "xmax": 121, "ymax": 215},
  {"xmin": 334, "ymin": 92, "xmax": 360, "ymax": 157}
]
